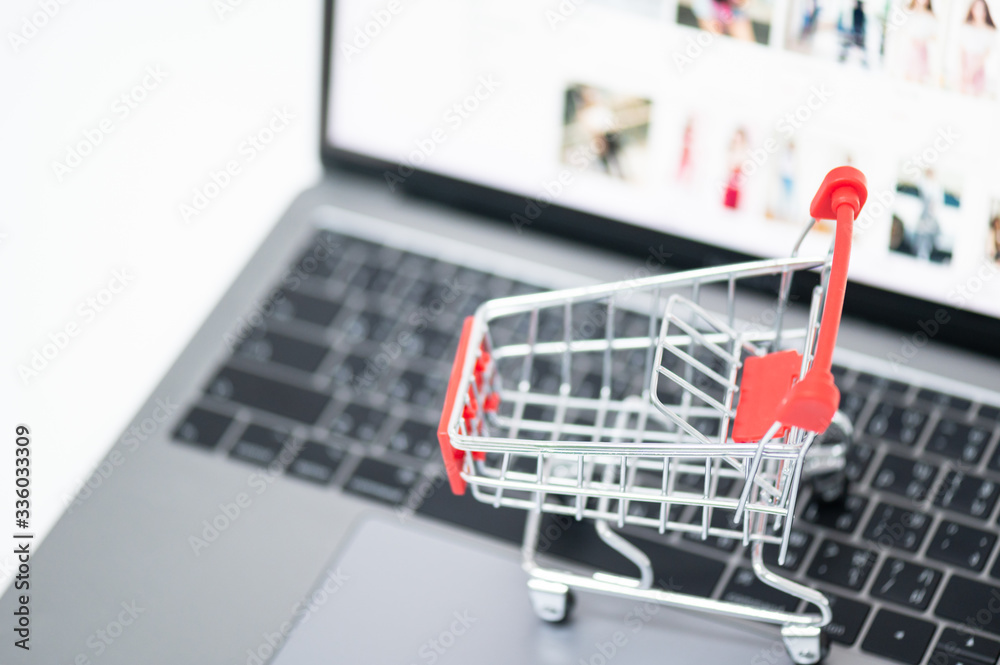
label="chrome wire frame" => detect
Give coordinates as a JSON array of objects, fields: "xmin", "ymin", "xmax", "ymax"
[{"xmin": 444, "ymin": 245, "xmax": 842, "ymax": 664}]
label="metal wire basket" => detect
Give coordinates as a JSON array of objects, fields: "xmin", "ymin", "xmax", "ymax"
[{"xmin": 437, "ymin": 167, "xmax": 868, "ymax": 664}]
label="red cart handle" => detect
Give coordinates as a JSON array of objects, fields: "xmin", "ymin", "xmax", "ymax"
[
  {"xmin": 777, "ymin": 166, "xmax": 867, "ymax": 433},
  {"xmin": 438, "ymin": 316, "xmax": 493, "ymax": 494}
]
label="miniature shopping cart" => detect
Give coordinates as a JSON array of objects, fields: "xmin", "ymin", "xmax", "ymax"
[{"xmin": 437, "ymin": 167, "xmax": 869, "ymax": 664}]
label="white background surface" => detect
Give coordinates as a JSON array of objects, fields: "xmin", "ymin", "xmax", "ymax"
[{"xmin": 2, "ymin": 0, "xmax": 323, "ymax": 585}]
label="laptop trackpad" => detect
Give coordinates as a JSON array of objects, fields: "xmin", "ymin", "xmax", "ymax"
[{"xmin": 272, "ymin": 518, "xmax": 792, "ymax": 664}]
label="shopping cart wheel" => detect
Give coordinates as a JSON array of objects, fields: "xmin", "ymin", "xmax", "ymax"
[
  {"xmin": 527, "ymin": 579, "xmax": 574, "ymax": 623},
  {"xmin": 811, "ymin": 471, "xmax": 848, "ymax": 505},
  {"xmin": 805, "ymin": 410, "xmax": 854, "ymax": 503},
  {"xmin": 781, "ymin": 625, "xmax": 829, "ymax": 664}
]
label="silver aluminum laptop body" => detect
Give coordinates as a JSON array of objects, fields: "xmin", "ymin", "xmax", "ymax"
[
  {"xmin": 6, "ymin": 6, "xmax": 1000, "ymax": 665},
  {"xmin": 4, "ymin": 171, "xmax": 999, "ymax": 665}
]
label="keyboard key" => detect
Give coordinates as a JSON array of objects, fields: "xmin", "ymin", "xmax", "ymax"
[
  {"xmin": 926, "ymin": 419, "xmax": 992, "ymax": 464},
  {"xmin": 529, "ymin": 359, "xmax": 562, "ymax": 394},
  {"xmin": 822, "ymin": 593, "xmax": 871, "ymax": 646},
  {"xmin": 343, "ymin": 311, "xmax": 396, "ymax": 343},
  {"xmin": 870, "ymin": 557, "xmax": 941, "ymax": 611},
  {"xmin": 861, "ymin": 609, "xmax": 935, "ymax": 664},
  {"xmin": 927, "ymin": 520, "xmax": 996, "ymax": 571},
  {"xmin": 802, "ymin": 494, "xmax": 868, "ymax": 533},
  {"xmin": 208, "ymin": 368, "xmax": 330, "ymax": 424},
  {"xmin": 985, "ymin": 443, "xmax": 1000, "ymax": 475},
  {"xmin": 933, "ymin": 471, "xmax": 999, "ymax": 519},
  {"xmin": 237, "ymin": 330, "xmax": 329, "ymax": 373},
  {"xmin": 917, "ymin": 388, "xmax": 973, "ymax": 413},
  {"xmin": 349, "ymin": 265, "xmax": 395, "ymax": 291},
  {"xmin": 329, "ymin": 256, "xmax": 365, "ymax": 283},
  {"xmin": 389, "ymin": 371, "xmax": 447, "ymax": 408},
  {"xmin": 839, "ymin": 389, "xmax": 868, "ymax": 422},
  {"xmin": 865, "ymin": 403, "xmax": 928, "ymax": 446},
  {"xmin": 416, "ymin": 277, "xmax": 461, "ymax": 307},
  {"xmin": 831, "ymin": 364, "xmax": 848, "ymax": 382},
  {"xmin": 872, "ymin": 454, "xmax": 938, "ymax": 501},
  {"xmin": 684, "ymin": 510, "xmax": 740, "ymax": 553},
  {"xmin": 845, "ymin": 441, "xmax": 875, "ymax": 482},
  {"xmin": 862, "ymin": 503, "xmax": 932, "ymax": 553},
  {"xmin": 534, "ymin": 309, "xmax": 564, "ymax": 342},
  {"xmin": 415, "ymin": 476, "xmax": 527, "ymax": 543},
  {"xmin": 286, "ymin": 441, "xmax": 345, "ymax": 485},
  {"xmin": 344, "ymin": 458, "xmax": 418, "ymax": 506},
  {"xmin": 721, "ymin": 567, "xmax": 800, "ymax": 612},
  {"xmin": 403, "ymin": 280, "xmax": 438, "ymax": 304},
  {"xmin": 806, "ymin": 539, "xmax": 877, "ymax": 591},
  {"xmin": 452, "ymin": 266, "xmax": 491, "ymax": 292},
  {"xmin": 741, "ymin": 530, "xmax": 813, "ymax": 571},
  {"xmin": 933, "ymin": 628, "xmax": 1000, "ymax": 665},
  {"xmin": 331, "ymin": 404, "xmax": 385, "ymax": 443},
  {"xmin": 980, "ymin": 404, "xmax": 1000, "ymax": 422},
  {"xmin": 482, "ymin": 275, "xmax": 516, "ymax": 297},
  {"xmin": 936, "ymin": 576, "xmax": 1000, "ymax": 636},
  {"xmin": 173, "ymin": 407, "xmax": 233, "ymax": 449},
  {"xmin": 330, "ymin": 355, "xmax": 370, "ymax": 389},
  {"xmin": 274, "ymin": 290, "xmax": 341, "ymax": 327},
  {"xmin": 849, "ymin": 373, "xmax": 907, "ymax": 392},
  {"xmin": 408, "ymin": 328, "xmax": 455, "ymax": 361},
  {"xmin": 293, "ymin": 242, "xmax": 338, "ymax": 279},
  {"xmin": 396, "ymin": 252, "xmax": 433, "ymax": 276},
  {"xmin": 990, "ymin": 552, "xmax": 1000, "ymax": 580},
  {"xmin": 550, "ymin": 526, "xmax": 724, "ymax": 597},
  {"xmin": 387, "ymin": 421, "xmax": 438, "ymax": 461},
  {"xmin": 884, "ymin": 379, "xmax": 910, "ymax": 396},
  {"xmin": 853, "ymin": 372, "xmax": 880, "ymax": 391},
  {"xmin": 229, "ymin": 424, "xmax": 291, "ymax": 467}
]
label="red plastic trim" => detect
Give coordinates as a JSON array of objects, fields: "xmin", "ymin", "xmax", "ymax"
[
  {"xmin": 777, "ymin": 166, "xmax": 867, "ymax": 433},
  {"xmin": 438, "ymin": 316, "xmax": 475, "ymax": 495},
  {"xmin": 732, "ymin": 349, "xmax": 802, "ymax": 442}
]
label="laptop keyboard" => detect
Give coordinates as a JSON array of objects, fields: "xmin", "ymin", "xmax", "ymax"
[{"xmin": 171, "ymin": 228, "xmax": 1000, "ymax": 665}]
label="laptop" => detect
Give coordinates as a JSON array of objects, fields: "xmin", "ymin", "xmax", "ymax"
[{"xmin": 7, "ymin": 0, "xmax": 1000, "ymax": 663}]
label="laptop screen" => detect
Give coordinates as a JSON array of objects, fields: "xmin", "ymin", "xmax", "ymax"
[{"xmin": 325, "ymin": 0, "xmax": 1000, "ymax": 321}]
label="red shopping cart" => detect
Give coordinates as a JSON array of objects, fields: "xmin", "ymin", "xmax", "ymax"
[{"xmin": 437, "ymin": 167, "xmax": 868, "ymax": 664}]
